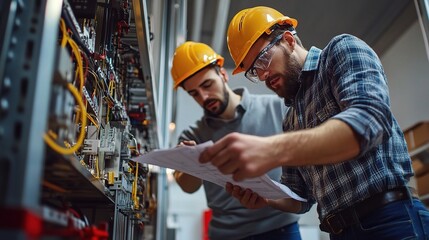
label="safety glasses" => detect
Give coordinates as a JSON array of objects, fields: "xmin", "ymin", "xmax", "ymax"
[{"xmin": 245, "ymin": 34, "xmax": 283, "ymax": 82}]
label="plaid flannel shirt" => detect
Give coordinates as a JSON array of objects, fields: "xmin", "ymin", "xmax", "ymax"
[{"xmin": 281, "ymin": 34, "xmax": 413, "ymax": 220}]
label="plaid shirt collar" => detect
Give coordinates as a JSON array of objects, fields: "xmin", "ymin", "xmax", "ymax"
[{"xmin": 302, "ymin": 46, "xmax": 322, "ymax": 72}]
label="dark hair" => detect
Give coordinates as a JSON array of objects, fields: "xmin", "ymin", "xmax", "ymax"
[{"xmin": 180, "ymin": 62, "xmax": 222, "ymax": 88}]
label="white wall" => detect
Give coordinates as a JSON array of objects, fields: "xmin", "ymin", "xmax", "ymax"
[
  {"xmin": 168, "ymin": 19, "xmax": 429, "ymax": 240},
  {"xmin": 381, "ymin": 20, "xmax": 429, "ymax": 129},
  {"xmin": 167, "ymin": 180, "xmax": 207, "ymax": 240}
]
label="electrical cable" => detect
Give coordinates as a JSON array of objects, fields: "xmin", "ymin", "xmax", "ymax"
[
  {"xmin": 132, "ymin": 163, "xmax": 139, "ymax": 209},
  {"xmin": 44, "ymin": 19, "xmax": 88, "ymax": 155},
  {"xmin": 44, "ymin": 83, "xmax": 87, "ymax": 155},
  {"xmin": 60, "ymin": 19, "xmax": 85, "ymax": 94}
]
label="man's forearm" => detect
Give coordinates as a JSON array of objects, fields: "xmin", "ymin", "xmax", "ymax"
[
  {"xmin": 273, "ymin": 119, "xmax": 361, "ymax": 166},
  {"xmin": 174, "ymin": 171, "xmax": 203, "ymax": 193},
  {"xmin": 267, "ymin": 198, "xmax": 302, "ymax": 213}
]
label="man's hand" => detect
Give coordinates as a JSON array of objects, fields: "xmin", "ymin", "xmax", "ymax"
[
  {"xmin": 178, "ymin": 140, "xmax": 197, "ymax": 147},
  {"xmin": 174, "ymin": 140, "xmax": 201, "ymax": 193},
  {"xmin": 225, "ymin": 182, "xmax": 268, "ymax": 209},
  {"xmin": 225, "ymin": 183, "xmax": 302, "ymax": 213},
  {"xmin": 199, "ymin": 132, "xmax": 278, "ymax": 181},
  {"xmin": 199, "ymin": 119, "xmax": 362, "ymax": 182}
]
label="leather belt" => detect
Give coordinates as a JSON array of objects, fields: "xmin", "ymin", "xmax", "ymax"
[{"xmin": 319, "ymin": 186, "xmax": 418, "ymax": 235}]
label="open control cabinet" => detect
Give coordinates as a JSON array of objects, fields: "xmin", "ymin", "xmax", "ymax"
[{"xmin": 0, "ymin": 0, "xmax": 166, "ymax": 239}]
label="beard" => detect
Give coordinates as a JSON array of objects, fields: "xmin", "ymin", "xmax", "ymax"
[
  {"xmin": 266, "ymin": 47, "xmax": 302, "ymax": 104},
  {"xmin": 203, "ymin": 83, "xmax": 229, "ymax": 117}
]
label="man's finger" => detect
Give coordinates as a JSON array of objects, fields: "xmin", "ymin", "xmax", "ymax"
[{"xmin": 199, "ymin": 137, "xmax": 230, "ymax": 163}]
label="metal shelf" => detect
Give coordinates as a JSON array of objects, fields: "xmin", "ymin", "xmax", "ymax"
[
  {"xmin": 409, "ymin": 143, "xmax": 429, "ymax": 206},
  {"xmin": 420, "ymin": 193, "xmax": 429, "ymax": 206},
  {"xmin": 409, "ymin": 142, "xmax": 429, "ymax": 163},
  {"xmin": 43, "ymin": 150, "xmax": 114, "ymax": 206}
]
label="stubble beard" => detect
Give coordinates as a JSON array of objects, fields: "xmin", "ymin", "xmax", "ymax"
[
  {"xmin": 204, "ymin": 83, "xmax": 229, "ymax": 117},
  {"xmin": 271, "ymin": 46, "xmax": 302, "ymax": 103}
]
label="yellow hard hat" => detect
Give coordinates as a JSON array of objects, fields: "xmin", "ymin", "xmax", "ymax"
[
  {"xmin": 171, "ymin": 41, "xmax": 224, "ymax": 89},
  {"xmin": 227, "ymin": 6, "xmax": 298, "ymax": 75}
]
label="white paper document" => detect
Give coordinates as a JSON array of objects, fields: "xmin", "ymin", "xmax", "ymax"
[{"xmin": 132, "ymin": 141, "xmax": 306, "ymax": 201}]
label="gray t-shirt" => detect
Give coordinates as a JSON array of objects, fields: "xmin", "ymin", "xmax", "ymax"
[{"xmin": 179, "ymin": 88, "xmax": 299, "ymax": 240}]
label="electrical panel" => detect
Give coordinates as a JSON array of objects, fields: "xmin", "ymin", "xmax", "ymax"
[{"xmin": 0, "ymin": 0, "xmax": 161, "ymax": 239}]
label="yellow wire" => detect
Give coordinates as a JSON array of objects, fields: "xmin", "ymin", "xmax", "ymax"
[
  {"xmin": 87, "ymin": 69, "xmax": 107, "ymax": 98},
  {"xmin": 108, "ymin": 80, "xmax": 115, "ymax": 96},
  {"xmin": 87, "ymin": 113, "xmax": 99, "ymax": 129},
  {"xmin": 45, "ymin": 19, "xmax": 89, "ymax": 155},
  {"xmin": 69, "ymin": 40, "xmax": 84, "ymax": 93},
  {"xmin": 60, "ymin": 18, "xmax": 84, "ymax": 94},
  {"xmin": 60, "ymin": 19, "xmax": 68, "ymax": 47},
  {"xmin": 76, "ymin": 107, "xmax": 99, "ymax": 129},
  {"xmin": 95, "ymin": 155, "xmax": 100, "ymax": 179},
  {"xmin": 106, "ymin": 80, "xmax": 116, "ymax": 122},
  {"xmin": 47, "ymin": 130, "xmax": 58, "ymax": 139},
  {"xmin": 132, "ymin": 163, "xmax": 139, "ymax": 208},
  {"xmin": 44, "ymin": 83, "xmax": 87, "ymax": 155}
]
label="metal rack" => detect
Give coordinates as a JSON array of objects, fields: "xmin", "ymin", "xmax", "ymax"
[
  {"xmin": 409, "ymin": 142, "xmax": 429, "ymax": 163},
  {"xmin": 0, "ymin": 0, "xmax": 62, "ymax": 238},
  {"xmin": 0, "ymin": 0, "xmax": 163, "ymax": 239},
  {"xmin": 409, "ymin": 142, "xmax": 429, "ymax": 205}
]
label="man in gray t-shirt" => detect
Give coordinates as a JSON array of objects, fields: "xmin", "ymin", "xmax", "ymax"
[{"xmin": 170, "ymin": 41, "xmax": 300, "ymax": 240}]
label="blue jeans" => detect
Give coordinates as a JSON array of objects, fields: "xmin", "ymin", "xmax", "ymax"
[
  {"xmin": 330, "ymin": 199, "xmax": 429, "ymax": 240},
  {"xmin": 240, "ymin": 222, "xmax": 302, "ymax": 240}
]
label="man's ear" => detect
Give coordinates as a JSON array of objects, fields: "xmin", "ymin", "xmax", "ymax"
[
  {"xmin": 220, "ymin": 67, "xmax": 229, "ymax": 82},
  {"xmin": 283, "ymin": 31, "xmax": 296, "ymax": 48}
]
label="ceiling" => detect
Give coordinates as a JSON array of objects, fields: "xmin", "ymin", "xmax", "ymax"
[{"xmin": 186, "ymin": 0, "xmax": 417, "ymax": 69}]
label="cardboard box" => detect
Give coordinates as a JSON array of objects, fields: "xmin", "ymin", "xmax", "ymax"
[
  {"xmin": 403, "ymin": 121, "xmax": 429, "ymax": 152},
  {"xmin": 412, "ymin": 157, "xmax": 429, "ymax": 177},
  {"xmin": 416, "ymin": 171, "xmax": 429, "ymax": 196}
]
